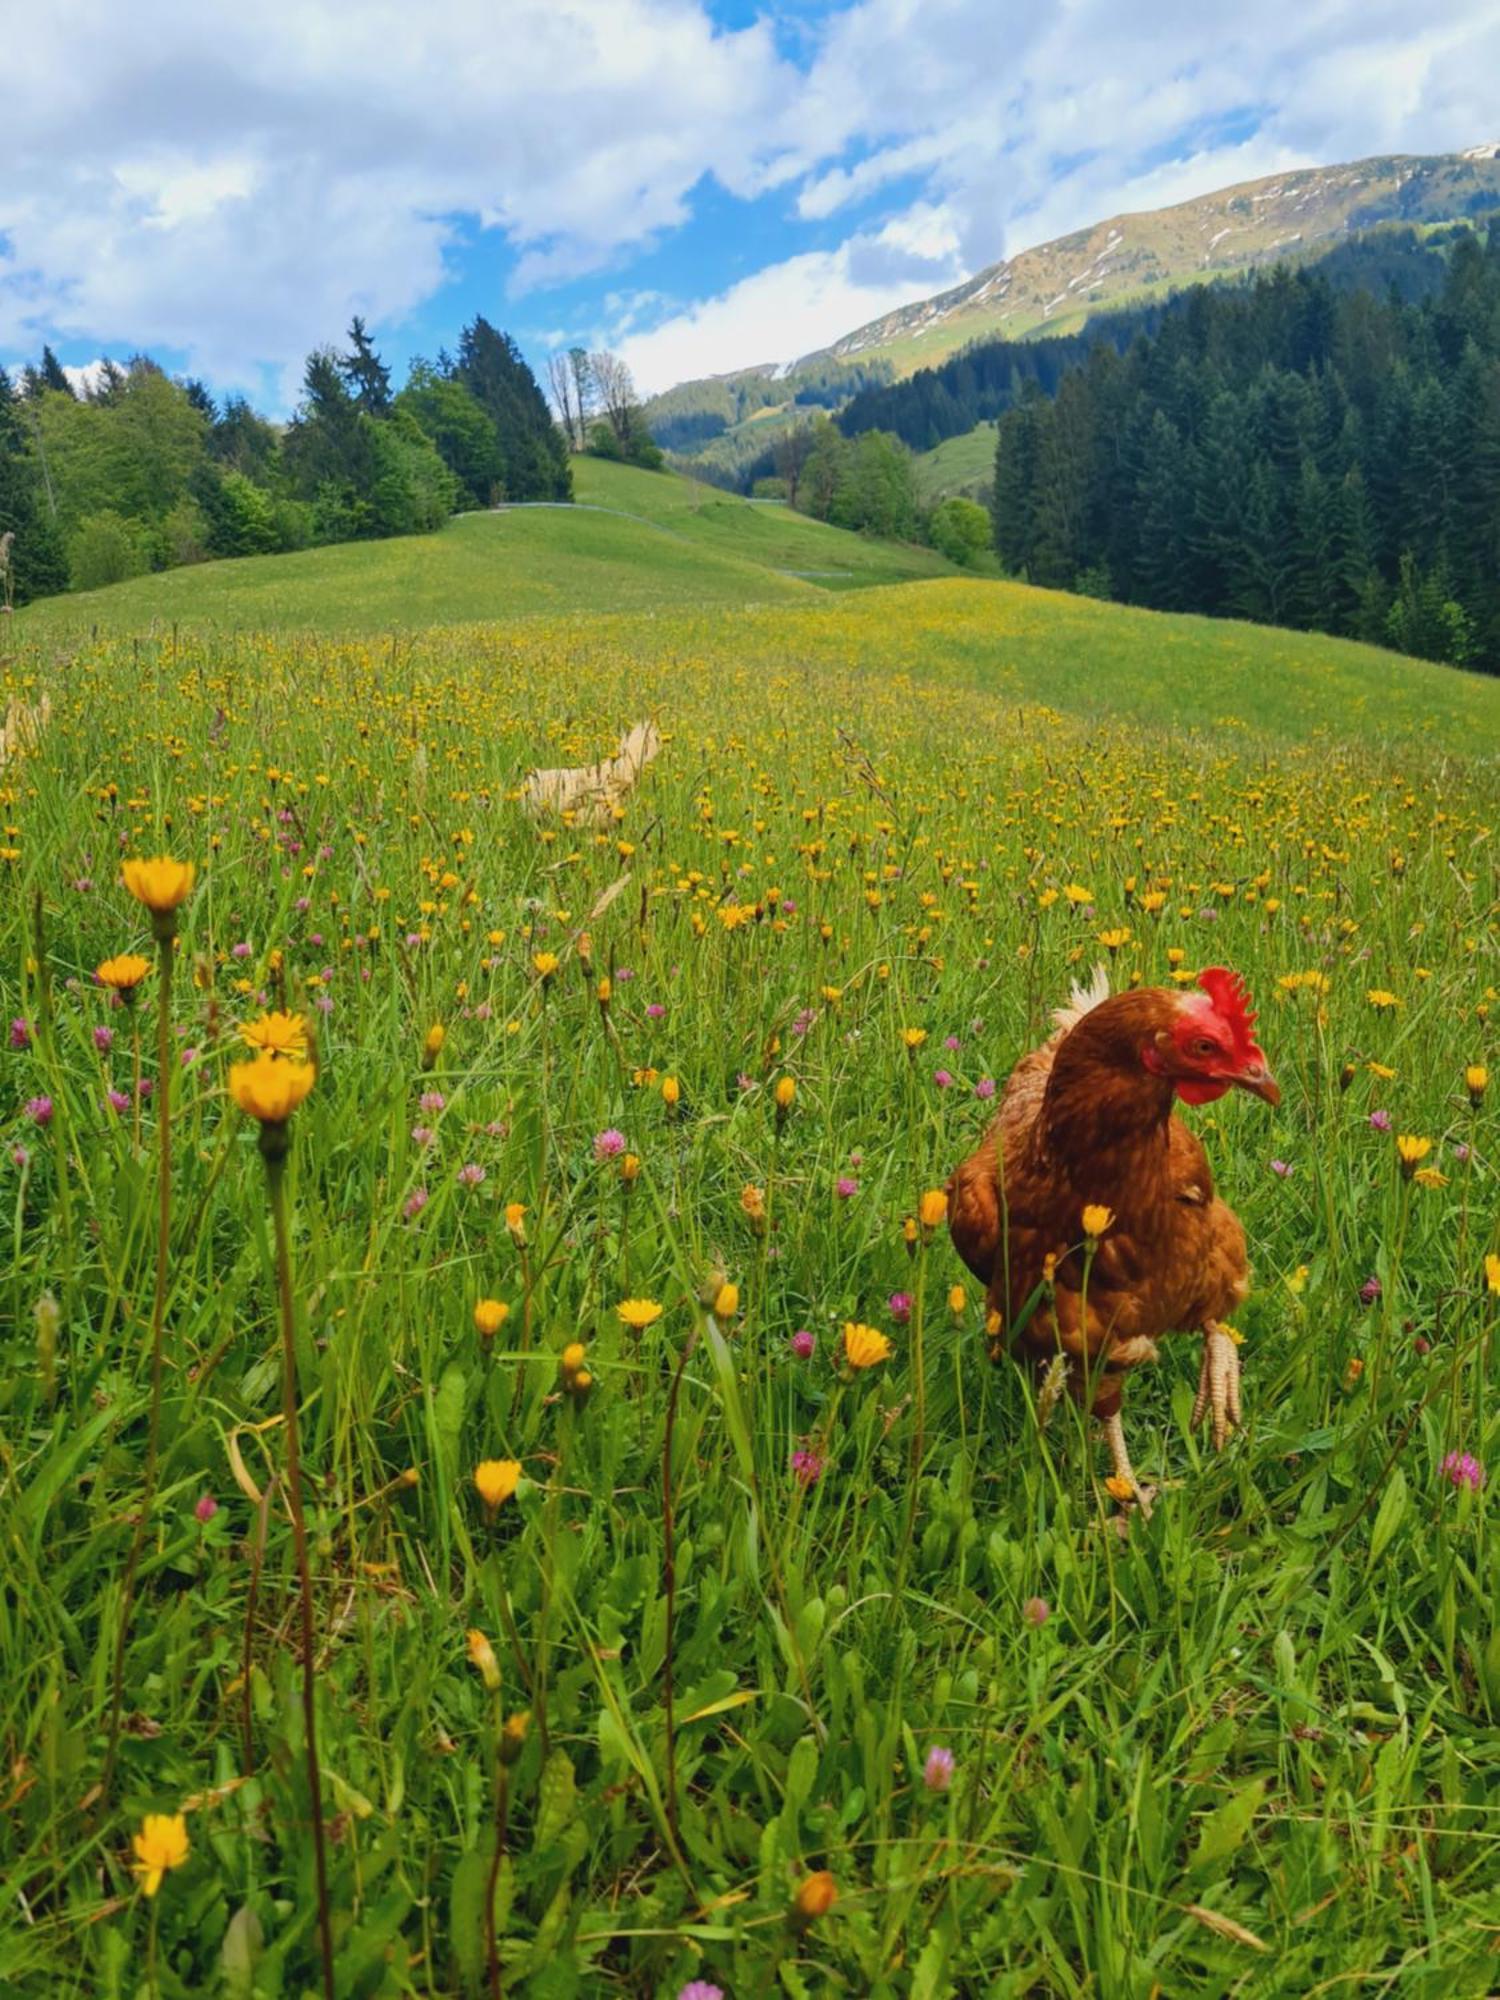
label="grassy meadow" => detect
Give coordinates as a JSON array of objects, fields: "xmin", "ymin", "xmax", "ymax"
[{"xmin": 2, "ymin": 485, "xmax": 1499, "ymax": 1997}]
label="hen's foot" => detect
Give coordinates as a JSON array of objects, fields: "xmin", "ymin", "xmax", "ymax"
[
  {"xmin": 1101, "ymin": 1412, "xmax": 1155, "ymax": 1518},
  {"xmin": 1191, "ymin": 1323, "xmax": 1242, "ymax": 1450}
]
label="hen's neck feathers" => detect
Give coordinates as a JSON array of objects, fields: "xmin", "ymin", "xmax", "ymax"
[{"xmin": 1040, "ymin": 992, "xmax": 1180, "ymax": 1191}]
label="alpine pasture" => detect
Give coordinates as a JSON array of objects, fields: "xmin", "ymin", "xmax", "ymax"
[{"xmin": 3, "ymin": 466, "xmax": 1499, "ymax": 1999}]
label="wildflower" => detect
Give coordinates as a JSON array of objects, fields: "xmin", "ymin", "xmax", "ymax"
[
  {"xmin": 791, "ymin": 1328, "xmax": 815, "ymax": 1359},
  {"xmin": 474, "ymin": 1299, "xmax": 509, "ymax": 1339},
  {"xmin": 1486, "ymin": 1253, "xmax": 1500, "ymax": 1297},
  {"xmin": 1368, "ymin": 1109, "xmax": 1392, "ymax": 1133},
  {"xmin": 93, "ymin": 1024, "xmax": 115, "ymax": 1053},
  {"xmin": 97, "ymin": 953, "xmax": 151, "ymax": 994},
  {"xmin": 474, "ymin": 1459, "xmax": 522, "ymax": 1508},
  {"xmin": 560, "ymin": 1341, "xmax": 587, "ymax": 1380},
  {"xmin": 466, "ymin": 1628, "xmax": 502, "ymax": 1691},
  {"xmin": 11, "ymin": 1145, "xmax": 29, "ymax": 1169},
  {"xmin": 933, "ymin": 1068, "xmax": 954, "ymax": 1089},
  {"xmin": 422, "ymin": 1022, "xmax": 445, "ymax": 1068},
  {"xmin": 621, "ymin": 1152, "xmax": 641, "ymax": 1182},
  {"xmin": 499, "ymin": 1710, "xmax": 531, "ymax": 1764},
  {"xmin": 661, "ymin": 1075, "xmax": 681, "ymax": 1108},
  {"xmin": 791, "ymin": 1447, "xmax": 824, "ymax": 1487},
  {"xmin": 1344, "ymin": 1357, "xmax": 1365, "ymax": 1388},
  {"xmin": 646, "ymin": 1002, "xmax": 666, "ymax": 1020},
  {"xmin": 1022, "ymin": 1596, "xmax": 1051, "ymax": 1627},
  {"xmin": 918, "ymin": 1188, "xmax": 947, "ymax": 1233},
  {"xmin": 107, "ymin": 1088, "xmax": 131, "ymax": 1114},
  {"xmin": 1081, "ymin": 1203, "xmax": 1114, "ymax": 1241},
  {"xmin": 132, "ymin": 1812, "xmax": 190, "ymax": 1897},
  {"xmin": 193, "ymin": 1494, "xmax": 218, "ymax": 1523},
  {"xmin": 505, "ymin": 1201, "xmax": 527, "ymax": 1246},
  {"xmin": 122, "ymin": 857, "xmax": 196, "ymax": 930},
  {"xmin": 836, "ymin": 1175, "xmax": 859, "ymax": 1199},
  {"xmin": 1097, "ymin": 927, "xmax": 1131, "ymax": 952},
  {"xmin": 457, "ymin": 1162, "xmax": 486, "ymax": 1187},
  {"xmin": 9, "ymin": 1018, "xmax": 30, "ymax": 1049},
  {"xmin": 1367, "ymin": 989, "xmax": 1400, "ymax": 1011},
  {"xmin": 404, "ymin": 1187, "xmax": 429, "ymax": 1220},
  {"xmin": 1269, "ymin": 1159, "xmax": 1292, "ymax": 1178},
  {"xmin": 677, "ymin": 1983, "xmax": 726, "ymax": 2000},
  {"xmin": 774, "ymin": 1074, "xmax": 796, "ymax": 1112},
  {"xmin": 1359, "ymin": 1275, "xmax": 1381, "ymax": 1305},
  {"xmin": 923, "ymin": 1746, "xmax": 955, "ymax": 1792},
  {"xmin": 1465, "ymin": 1064, "xmax": 1487, "ymax": 1106},
  {"xmin": 902, "ymin": 1027, "xmax": 927, "ymax": 1052},
  {"xmin": 1441, "ymin": 1451, "xmax": 1484, "ymax": 1492},
  {"xmin": 1395, "ymin": 1134, "xmax": 1432, "ymax": 1178},
  {"xmin": 1413, "ymin": 1166, "xmax": 1448, "ymax": 1190},
  {"xmin": 948, "ymin": 1284, "xmax": 966, "ymax": 1317},
  {"xmin": 229, "ymin": 1054, "xmax": 314, "ymax": 1126},
  {"xmin": 593, "ymin": 1128, "xmax": 625, "ymax": 1162},
  {"xmin": 24, "ymin": 1095, "xmax": 53, "ymax": 1126},
  {"xmin": 975, "ymin": 1076, "xmax": 996, "ymax": 1101},
  {"xmin": 419, "ymin": 1090, "xmax": 446, "ymax": 1115},
  {"xmin": 411, "ymin": 1125, "xmax": 435, "ymax": 1147},
  {"xmin": 713, "ymin": 1281, "xmax": 739, "ymax": 1319},
  {"xmin": 888, "ymin": 1291, "xmax": 912, "ymax": 1324},
  {"xmin": 240, "ymin": 1010, "xmax": 308, "ymax": 1061},
  {"xmin": 843, "ymin": 1321, "xmax": 892, "ymax": 1370},
  {"xmin": 617, "ymin": 1298, "xmax": 663, "ymax": 1331},
  {"xmin": 741, "ymin": 1182, "xmax": 767, "ymax": 1225},
  {"xmin": 791, "ymin": 1871, "xmax": 838, "ymax": 1925},
  {"xmin": 533, "ymin": 951, "xmax": 560, "ymax": 980}
]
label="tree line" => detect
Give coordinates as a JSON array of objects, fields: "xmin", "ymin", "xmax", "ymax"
[
  {"xmin": 0, "ymin": 317, "xmax": 594, "ymax": 605},
  {"xmin": 987, "ymin": 222, "xmax": 1500, "ymax": 670}
]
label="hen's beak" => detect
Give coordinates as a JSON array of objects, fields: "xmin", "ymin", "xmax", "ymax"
[{"xmin": 1235, "ymin": 1063, "xmax": 1280, "ymax": 1107}]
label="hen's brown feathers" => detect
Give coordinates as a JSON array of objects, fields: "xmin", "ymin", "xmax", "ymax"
[{"xmin": 947, "ymin": 977, "xmax": 1250, "ymax": 1410}]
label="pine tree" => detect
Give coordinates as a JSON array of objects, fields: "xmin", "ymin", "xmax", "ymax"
[
  {"xmin": 341, "ymin": 316, "xmax": 393, "ymax": 416},
  {"xmin": 456, "ymin": 318, "xmax": 571, "ymax": 502},
  {"xmin": 0, "ymin": 368, "xmax": 68, "ymax": 602}
]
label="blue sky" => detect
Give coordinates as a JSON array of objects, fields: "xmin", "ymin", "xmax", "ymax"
[{"xmin": 3, "ymin": 0, "xmax": 1498, "ymax": 411}]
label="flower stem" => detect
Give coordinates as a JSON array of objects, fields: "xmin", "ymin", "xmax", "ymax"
[
  {"xmin": 104, "ymin": 930, "xmax": 174, "ymax": 1800},
  {"xmin": 265, "ymin": 1146, "xmax": 336, "ymax": 2000}
]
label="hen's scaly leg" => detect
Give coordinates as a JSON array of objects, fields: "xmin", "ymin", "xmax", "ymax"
[
  {"xmin": 1101, "ymin": 1410, "xmax": 1154, "ymax": 1518},
  {"xmin": 1191, "ymin": 1321, "xmax": 1242, "ymax": 1450}
]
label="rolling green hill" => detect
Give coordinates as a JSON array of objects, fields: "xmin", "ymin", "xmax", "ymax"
[
  {"xmin": 9, "ymin": 459, "xmax": 954, "ymax": 636},
  {"xmin": 913, "ymin": 425, "xmax": 999, "ymax": 502}
]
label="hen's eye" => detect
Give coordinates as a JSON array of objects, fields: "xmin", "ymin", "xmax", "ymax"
[{"xmin": 1190, "ymin": 1037, "xmax": 1218, "ymax": 1058}]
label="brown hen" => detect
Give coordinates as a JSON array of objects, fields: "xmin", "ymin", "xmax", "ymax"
[{"xmin": 947, "ymin": 966, "xmax": 1279, "ymax": 1509}]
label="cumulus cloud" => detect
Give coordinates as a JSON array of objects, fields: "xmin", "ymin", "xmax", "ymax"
[{"xmin": 3, "ymin": 0, "xmax": 1498, "ymax": 398}]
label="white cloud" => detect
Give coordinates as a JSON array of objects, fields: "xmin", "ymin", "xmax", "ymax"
[
  {"xmin": 3, "ymin": 0, "xmax": 1499, "ymax": 401},
  {"xmin": 618, "ymin": 204, "xmax": 966, "ymax": 391}
]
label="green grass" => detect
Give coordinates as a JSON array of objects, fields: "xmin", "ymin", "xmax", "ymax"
[
  {"xmin": 13, "ymin": 459, "xmax": 953, "ymax": 639},
  {"xmin": 2, "ymin": 513, "xmax": 1499, "ymax": 1996},
  {"xmin": 913, "ymin": 425, "xmax": 998, "ymax": 501}
]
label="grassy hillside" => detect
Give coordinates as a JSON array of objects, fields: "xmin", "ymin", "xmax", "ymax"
[
  {"xmin": 12, "ymin": 459, "xmax": 953, "ymax": 637},
  {"xmin": 914, "ymin": 424, "xmax": 998, "ymax": 501}
]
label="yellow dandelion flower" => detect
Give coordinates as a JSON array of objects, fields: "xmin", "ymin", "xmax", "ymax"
[
  {"xmin": 843, "ymin": 1321, "xmax": 892, "ymax": 1369},
  {"xmin": 228, "ymin": 1053, "xmax": 315, "ymax": 1124},
  {"xmin": 1104, "ymin": 1474, "xmax": 1135, "ymax": 1503},
  {"xmin": 617, "ymin": 1297, "xmax": 663, "ymax": 1331},
  {"xmin": 1081, "ymin": 1203, "xmax": 1115, "ymax": 1240},
  {"xmin": 533, "ymin": 950, "xmax": 559, "ymax": 980},
  {"xmin": 466, "ymin": 1628, "xmax": 501, "ymax": 1690},
  {"xmin": 473, "ymin": 1298, "xmax": 509, "ymax": 1339},
  {"xmin": 240, "ymin": 1010, "xmax": 308, "ymax": 1061},
  {"xmin": 474, "ymin": 1459, "xmax": 521, "ymax": 1508},
  {"xmin": 773, "ymin": 1075, "xmax": 796, "ymax": 1110},
  {"xmin": 121, "ymin": 856, "xmax": 196, "ymax": 917},
  {"xmin": 712, "ymin": 1281, "xmax": 739, "ymax": 1319},
  {"xmin": 661, "ymin": 1075, "xmax": 680, "ymax": 1107},
  {"xmin": 97, "ymin": 952, "xmax": 151, "ymax": 993},
  {"xmin": 1395, "ymin": 1134, "xmax": 1432, "ymax": 1177},
  {"xmin": 918, "ymin": 1188, "xmax": 948, "ymax": 1232},
  {"xmin": 132, "ymin": 1812, "xmax": 190, "ymax": 1897},
  {"xmin": 1485, "ymin": 1253, "xmax": 1500, "ymax": 1297},
  {"xmin": 1465, "ymin": 1064, "xmax": 1487, "ymax": 1106}
]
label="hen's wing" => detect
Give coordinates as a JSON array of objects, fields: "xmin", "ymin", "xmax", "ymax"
[{"xmin": 948, "ymin": 969, "xmax": 1110, "ymax": 1281}]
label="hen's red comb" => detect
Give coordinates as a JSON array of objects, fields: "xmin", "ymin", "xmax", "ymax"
[{"xmin": 1196, "ymin": 966, "xmax": 1260, "ymax": 1061}]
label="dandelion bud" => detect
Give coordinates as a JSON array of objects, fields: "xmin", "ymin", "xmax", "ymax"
[
  {"xmin": 1338, "ymin": 1062, "xmax": 1356, "ymax": 1093},
  {"xmin": 621, "ymin": 1152, "xmax": 641, "ymax": 1183},
  {"xmin": 947, "ymin": 1284, "xmax": 966, "ymax": 1318},
  {"xmin": 466, "ymin": 1628, "xmax": 502, "ymax": 1692},
  {"xmin": 568, "ymin": 1367, "xmax": 593, "ymax": 1407},
  {"xmin": 1081, "ymin": 1203, "xmax": 1114, "ymax": 1243},
  {"xmin": 576, "ymin": 932, "xmax": 593, "ymax": 971},
  {"xmin": 713, "ymin": 1281, "xmax": 739, "ymax": 1320},
  {"xmin": 499, "ymin": 1710, "xmax": 531, "ymax": 1764},
  {"xmin": 661, "ymin": 1075, "xmax": 681, "ymax": 1110},
  {"xmin": 398, "ymin": 1466, "xmax": 420, "ymax": 1488},
  {"xmin": 474, "ymin": 1298, "xmax": 509, "ymax": 1340},
  {"xmin": 790, "ymin": 1871, "xmax": 838, "ymax": 1929},
  {"xmin": 561, "ymin": 1341, "xmax": 587, "ymax": 1378},
  {"xmin": 773, "ymin": 1074, "xmax": 796, "ymax": 1118},
  {"xmin": 1465, "ymin": 1064, "xmax": 1487, "ymax": 1107},
  {"xmin": 505, "ymin": 1201, "xmax": 527, "ymax": 1248},
  {"xmin": 597, "ymin": 975, "xmax": 612, "ymax": 1011},
  {"xmin": 421, "ymin": 1022, "xmax": 445, "ymax": 1070},
  {"xmin": 918, "ymin": 1188, "xmax": 947, "ymax": 1236},
  {"xmin": 902, "ymin": 1216, "xmax": 918, "ymax": 1256}
]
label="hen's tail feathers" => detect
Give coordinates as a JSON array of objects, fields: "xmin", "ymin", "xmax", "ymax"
[{"xmin": 1051, "ymin": 963, "xmax": 1110, "ymax": 1036}]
